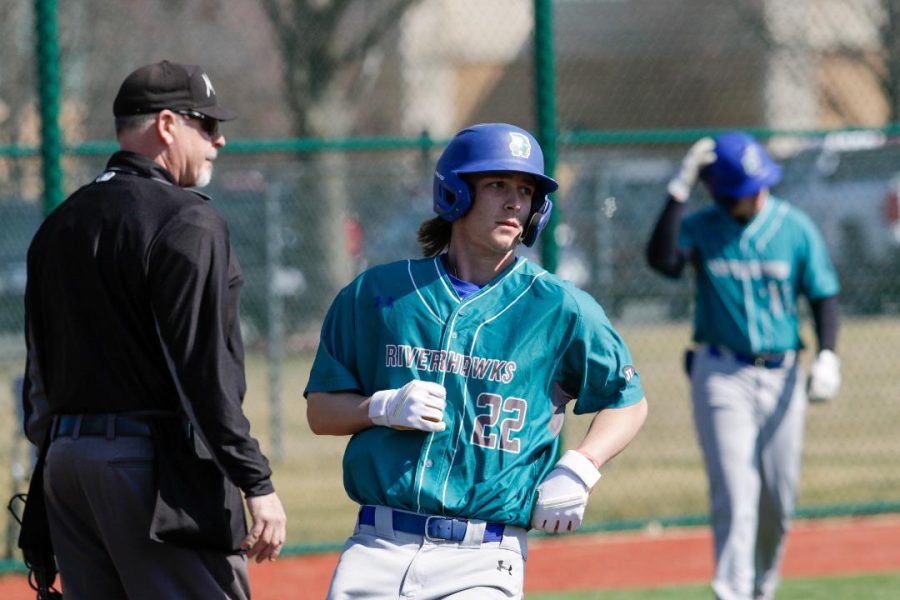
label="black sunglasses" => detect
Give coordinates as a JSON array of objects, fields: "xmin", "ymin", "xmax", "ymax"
[{"xmin": 175, "ymin": 110, "xmax": 220, "ymax": 137}]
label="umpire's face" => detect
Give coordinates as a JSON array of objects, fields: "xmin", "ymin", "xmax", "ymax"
[
  {"xmin": 453, "ymin": 172, "xmax": 536, "ymax": 257},
  {"xmin": 162, "ymin": 108, "xmax": 225, "ymax": 188}
]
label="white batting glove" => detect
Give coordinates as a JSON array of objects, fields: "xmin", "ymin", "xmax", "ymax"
[
  {"xmin": 368, "ymin": 380, "xmax": 447, "ymax": 432},
  {"xmin": 667, "ymin": 137, "xmax": 717, "ymax": 202},
  {"xmin": 807, "ymin": 349, "xmax": 841, "ymax": 403},
  {"xmin": 531, "ymin": 450, "xmax": 601, "ymax": 534}
]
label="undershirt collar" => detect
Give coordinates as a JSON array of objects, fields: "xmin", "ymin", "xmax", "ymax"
[{"xmin": 440, "ymin": 254, "xmax": 484, "ymax": 299}]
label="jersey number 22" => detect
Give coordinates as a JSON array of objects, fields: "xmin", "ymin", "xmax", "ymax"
[{"xmin": 471, "ymin": 393, "xmax": 527, "ymax": 453}]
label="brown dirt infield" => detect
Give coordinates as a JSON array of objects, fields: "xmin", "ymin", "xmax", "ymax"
[{"xmin": 2, "ymin": 515, "xmax": 898, "ymax": 598}]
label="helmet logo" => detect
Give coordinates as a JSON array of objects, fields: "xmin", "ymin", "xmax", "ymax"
[
  {"xmin": 741, "ymin": 144, "xmax": 764, "ymax": 176},
  {"xmin": 508, "ymin": 132, "xmax": 532, "ymax": 158}
]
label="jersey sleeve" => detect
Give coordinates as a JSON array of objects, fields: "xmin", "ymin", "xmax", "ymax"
[
  {"xmin": 558, "ymin": 288, "xmax": 645, "ymax": 414},
  {"xmin": 798, "ymin": 215, "xmax": 840, "ymax": 300},
  {"xmin": 304, "ymin": 282, "xmax": 364, "ymax": 395}
]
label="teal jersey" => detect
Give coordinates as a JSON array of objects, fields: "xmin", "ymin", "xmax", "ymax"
[
  {"xmin": 305, "ymin": 256, "xmax": 644, "ymax": 527},
  {"xmin": 678, "ymin": 197, "xmax": 839, "ymax": 354}
]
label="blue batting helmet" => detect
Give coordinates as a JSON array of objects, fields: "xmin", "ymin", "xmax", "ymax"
[
  {"xmin": 433, "ymin": 123, "xmax": 559, "ymax": 246},
  {"xmin": 701, "ymin": 131, "xmax": 782, "ymax": 200}
]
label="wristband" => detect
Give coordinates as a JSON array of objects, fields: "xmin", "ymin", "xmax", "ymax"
[
  {"xmin": 557, "ymin": 449, "xmax": 602, "ymax": 489},
  {"xmin": 368, "ymin": 389, "xmax": 395, "ymax": 426},
  {"xmin": 575, "ymin": 449, "xmax": 602, "ymax": 471}
]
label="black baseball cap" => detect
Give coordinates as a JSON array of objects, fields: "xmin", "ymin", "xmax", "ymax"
[{"xmin": 113, "ymin": 60, "xmax": 237, "ymax": 121}]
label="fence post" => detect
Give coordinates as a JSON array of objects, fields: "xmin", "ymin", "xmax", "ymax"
[
  {"xmin": 34, "ymin": 0, "xmax": 64, "ymax": 216},
  {"xmin": 534, "ymin": 0, "xmax": 563, "ymax": 457},
  {"xmin": 534, "ymin": 0, "xmax": 559, "ymax": 274}
]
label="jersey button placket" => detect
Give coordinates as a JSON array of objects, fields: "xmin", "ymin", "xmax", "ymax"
[{"xmin": 433, "ymin": 314, "xmax": 466, "ymax": 511}]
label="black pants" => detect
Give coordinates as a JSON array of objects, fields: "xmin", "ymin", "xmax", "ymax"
[{"xmin": 44, "ymin": 435, "xmax": 250, "ymax": 600}]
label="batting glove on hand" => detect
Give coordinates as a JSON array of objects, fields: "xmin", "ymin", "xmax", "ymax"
[
  {"xmin": 807, "ymin": 349, "xmax": 841, "ymax": 403},
  {"xmin": 531, "ymin": 450, "xmax": 601, "ymax": 534},
  {"xmin": 667, "ymin": 137, "xmax": 717, "ymax": 202},
  {"xmin": 369, "ymin": 380, "xmax": 447, "ymax": 432}
]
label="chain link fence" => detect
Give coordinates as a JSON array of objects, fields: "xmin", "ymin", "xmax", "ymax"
[{"xmin": 2, "ymin": 0, "xmax": 900, "ymax": 555}]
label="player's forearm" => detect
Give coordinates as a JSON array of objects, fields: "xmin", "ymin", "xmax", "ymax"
[
  {"xmin": 646, "ymin": 199, "xmax": 688, "ymax": 278},
  {"xmin": 575, "ymin": 397, "xmax": 648, "ymax": 468},
  {"xmin": 306, "ymin": 391, "xmax": 374, "ymax": 435}
]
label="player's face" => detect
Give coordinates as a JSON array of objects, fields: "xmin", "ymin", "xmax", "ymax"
[
  {"xmin": 456, "ymin": 172, "xmax": 536, "ymax": 255},
  {"xmin": 165, "ymin": 110, "xmax": 225, "ymax": 188},
  {"xmin": 729, "ymin": 189, "xmax": 768, "ymax": 223}
]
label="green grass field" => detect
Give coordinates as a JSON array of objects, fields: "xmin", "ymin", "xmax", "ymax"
[
  {"xmin": 1, "ymin": 316, "xmax": 899, "ymax": 551},
  {"xmin": 529, "ymin": 572, "xmax": 900, "ymax": 599}
]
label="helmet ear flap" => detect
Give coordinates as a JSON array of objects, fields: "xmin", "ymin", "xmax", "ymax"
[
  {"xmin": 521, "ymin": 197, "xmax": 553, "ymax": 247},
  {"xmin": 433, "ymin": 171, "xmax": 473, "ymax": 222}
]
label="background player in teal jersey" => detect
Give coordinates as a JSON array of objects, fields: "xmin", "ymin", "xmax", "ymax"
[
  {"xmin": 646, "ymin": 131, "xmax": 841, "ymax": 600},
  {"xmin": 305, "ymin": 123, "xmax": 648, "ymax": 599}
]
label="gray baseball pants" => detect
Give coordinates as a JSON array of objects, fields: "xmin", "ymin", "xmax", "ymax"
[
  {"xmin": 690, "ymin": 346, "xmax": 806, "ymax": 600},
  {"xmin": 43, "ymin": 434, "xmax": 249, "ymax": 599},
  {"xmin": 327, "ymin": 505, "xmax": 527, "ymax": 599}
]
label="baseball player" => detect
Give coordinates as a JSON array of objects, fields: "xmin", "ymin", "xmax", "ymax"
[
  {"xmin": 305, "ymin": 123, "xmax": 648, "ymax": 599},
  {"xmin": 646, "ymin": 131, "xmax": 841, "ymax": 600}
]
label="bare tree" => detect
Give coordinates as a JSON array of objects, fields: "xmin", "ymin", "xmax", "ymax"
[
  {"xmin": 260, "ymin": 0, "xmax": 421, "ymax": 137},
  {"xmin": 259, "ymin": 0, "xmax": 424, "ymax": 318},
  {"xmin": 880, "ymin": 0, "xmax": 900, "ymax": 121},
  {"xmin": 723, "ymin": 0, "xmax": 854, "ymax": 125},
  {"xmin": 0, "ymin": 3, "xmax": 40, "ymax": 200}
]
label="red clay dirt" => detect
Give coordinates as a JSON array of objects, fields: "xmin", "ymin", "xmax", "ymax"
[{"xmin": 2, "ymin": 515, "xmax": 898, "ymax": 598}]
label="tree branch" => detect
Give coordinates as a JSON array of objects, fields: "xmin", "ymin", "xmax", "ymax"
[
  {"xmin": 724, "ymin": 0, "xmax": 854, "ymax": 124},
  {"xmin": 334, "ymin": 0, "xmax": 419, "ymax": 68}
]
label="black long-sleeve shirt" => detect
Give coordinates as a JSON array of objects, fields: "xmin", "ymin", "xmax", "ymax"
[{"xmin": 23, "ymin": 150, "xmax": 273, "ymax": 496}]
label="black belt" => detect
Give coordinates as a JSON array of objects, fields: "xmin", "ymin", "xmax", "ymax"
[
  {"xmin": 53, "ymin": 414, "xmax": 154, "ymax": 439},
  {"xmin": 358, "ymin": 505, "xmax": 505, "ymax": 543},
  {"xmin": 708, "ymin": 345, "xmax": 788, "ymax": 369}
]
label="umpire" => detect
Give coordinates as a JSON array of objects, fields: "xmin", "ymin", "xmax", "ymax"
[{"xmin": 22, "ymin": 60, "xmax": 286, "ymax": 599}]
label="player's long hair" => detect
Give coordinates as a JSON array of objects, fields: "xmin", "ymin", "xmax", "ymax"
[{"xmin": 417, "ymin": 216, "xmax": 452, "ymax": 257}]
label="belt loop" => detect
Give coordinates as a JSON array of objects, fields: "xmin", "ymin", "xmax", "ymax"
[
  {"xmin": 373, "ymin": 506, "xmax": 395, "ymax": 540},
  {"xmin": 106, "ymin": 415, "xmax": 116, "ymax": 440},
  {"xmin": 461, "ymin": 520, "xmax": 485, "ymax": 548},
  {"xmin": 72, "ymin": 415, "xmax": 83, "ymax": 440}
]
